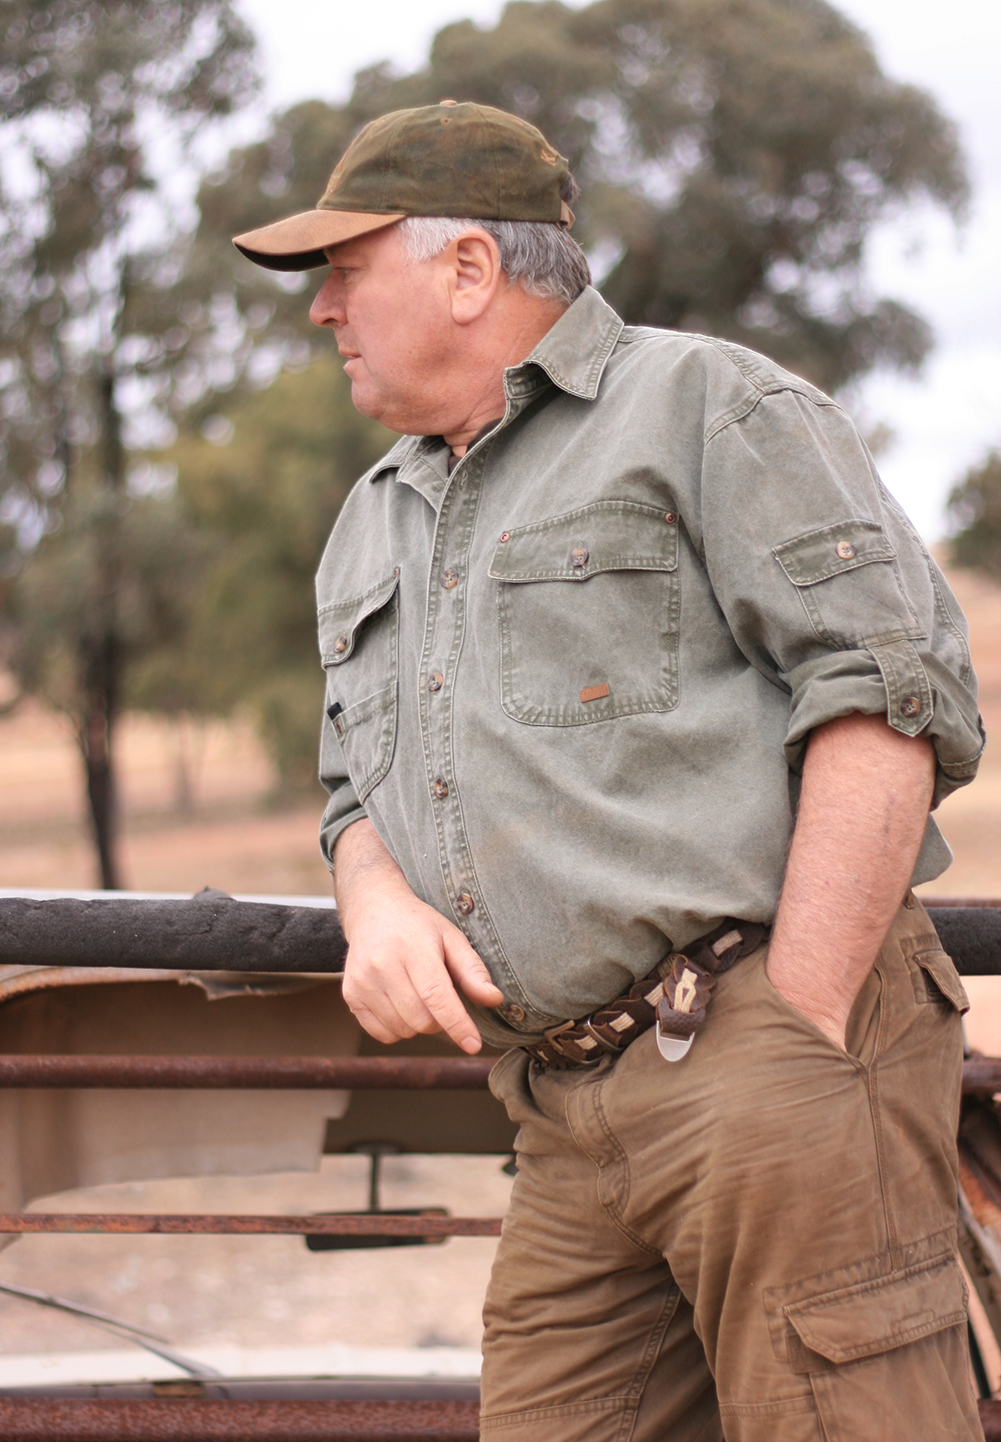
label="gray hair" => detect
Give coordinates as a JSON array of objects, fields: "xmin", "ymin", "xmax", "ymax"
[{"xmin": 398, "ymin": 215, "xmax": 591, "ymax": 307}]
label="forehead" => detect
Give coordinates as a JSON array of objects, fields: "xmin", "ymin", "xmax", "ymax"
[{"xmin": 323, "ymin": 224, "xmax": 404, "ymax": 268}]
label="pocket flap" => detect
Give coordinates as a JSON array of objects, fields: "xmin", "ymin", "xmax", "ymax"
[
  {"xmin": 318, "ymin": 570, "xmax": 399, "ymax": 665},
  {"xmin": 773, "ymin": 520, "xmax": 895, "ymax": 587},
  {"xmin": 489, "ymin": 501, "xmax": 677, "ymax": 583},
  {"xmin": 915, "ymin": 948, "xmax": 970, "ymax": 1013},
  {"xmin": 784, "ymin": 1257, "xmax": 967, "ymax": 1365}
]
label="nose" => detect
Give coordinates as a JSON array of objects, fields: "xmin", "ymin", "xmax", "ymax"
[{"xmin": 309, "ymin": 270, "xmax": 344, "ymax": 328}]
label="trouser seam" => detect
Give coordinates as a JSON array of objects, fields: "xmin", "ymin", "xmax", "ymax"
[
  {"xmin": 593, "ymin": 1076, "xmax": 666, "ymax": 1258},
  {"xmin": 613, "ymin": 1282, "xmax": 685, "ymax": 1442},
  {"xmin": 867, "ymin": 958, "xmax": 900, "ymax": 1263}
]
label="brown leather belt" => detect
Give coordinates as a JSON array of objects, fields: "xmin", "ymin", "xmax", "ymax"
[{"xmin": 523, "ymin": 918, "xmax": 770, "ymax": 1069}]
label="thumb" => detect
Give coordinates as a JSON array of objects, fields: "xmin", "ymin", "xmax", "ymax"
[{"xmin": 442, "ymin": 931, "xmax": 505, "ymax": 1007}]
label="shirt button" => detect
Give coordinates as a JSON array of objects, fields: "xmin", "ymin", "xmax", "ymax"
[
  {"xmin": 507, "ymin": 1003, "xmax": 526, "ymax": 1023},
  {"xmin": 570, "ymin": 547, "xmax": 589, "ymax": 568},
  {"xmin": 664, "ymin": 511, "xmax": 677, "ymax": 525},
  {"xmin": 835, "ymin": 540, "xmax": 857, "ymax": 560},
  {"xmin": 428, "ymin": 671, "xmax": 444, "ymax": 692},
  {"xmin": 333, "ymin": 635, "xmax": 349, "ymax": 654},
  {"xmin": 456, "ymin": 892, "xmax": 475, "ymax": 915},
  {"xmin": 440, "ymin": 569, "xmax": 459, "ymax": 590},
  {"xmin": 499, "ymin": 531, "xmax": 511, "ymax": 543},
  {"xmin": 433, "ymin": 778, "xmax": 449, "ymax": 800},
  {"xmin": 900, "ymin": 696, "xmax": 922, "ymax": 718}
]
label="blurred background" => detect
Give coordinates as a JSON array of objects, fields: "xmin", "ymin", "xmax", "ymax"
[
  {"xmin": 0, "ymin": 0, "xmax": 999, "ymax": 1382},
  {"xmin": 0, "ymin": 0, "xmax": 998, "ymax": 900}
]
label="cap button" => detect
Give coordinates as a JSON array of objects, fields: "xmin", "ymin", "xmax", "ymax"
[{"xmin": 439, "ymin": 98, "xmax": 458, "ymax": 106}]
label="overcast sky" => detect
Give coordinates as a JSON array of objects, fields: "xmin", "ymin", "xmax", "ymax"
[{"xmin": 235, "ymin": 0, "xmax": 1001, "ymax": 540}]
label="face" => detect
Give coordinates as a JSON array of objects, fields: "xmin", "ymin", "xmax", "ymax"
[{"xmin": 309, "ymin": 224, "xmax": 454, "ymax": 434}]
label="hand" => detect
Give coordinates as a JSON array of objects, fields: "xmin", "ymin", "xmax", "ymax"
[{"xmin": 334, "ymin": 820, "xmax": 504, "ymax": 1054}]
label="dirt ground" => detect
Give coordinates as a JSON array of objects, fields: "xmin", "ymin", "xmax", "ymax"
[{"xmin": 0, "ymin": 559, "xmax": 998, "ymax": 1374}]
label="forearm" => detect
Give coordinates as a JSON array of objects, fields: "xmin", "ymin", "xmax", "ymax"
[
  {"xmin": 766, "ymin": 711, "xmax": 935, "ymax": 1049},
  {"xmin": 333, "ymin": 817, "xmax": 411, "ymax": 932}
]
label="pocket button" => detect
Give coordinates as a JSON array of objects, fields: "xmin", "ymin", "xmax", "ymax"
[
  {"xmin": 570, "ymin": 547, "xmax": 589, "ymax": 568},
  {"xmin": 333, "ymin": 635, "xmax": 349, "ymax": 654}
]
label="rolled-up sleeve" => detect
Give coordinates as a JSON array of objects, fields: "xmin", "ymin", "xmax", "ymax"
[
  {"xmin": 318, "ymin": 716, "xmax": 367, "ymax": 870},
  {"xmin": 701, "ymin": 387, "xmax": 985, "ymax": 806}
]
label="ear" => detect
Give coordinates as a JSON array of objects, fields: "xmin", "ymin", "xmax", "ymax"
[{"xmin": 447, "ymin": 230, "xmax": 503, "ymax": 325}]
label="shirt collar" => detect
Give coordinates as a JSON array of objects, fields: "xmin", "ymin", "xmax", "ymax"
[{"xmin": 509, "ymin": 285, "xmax": 624, "ymax": 401}]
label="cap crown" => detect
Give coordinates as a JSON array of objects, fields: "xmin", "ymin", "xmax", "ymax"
[{"xmin": 318, "ymin": 102, "xmax": 569, "ymax": 222}]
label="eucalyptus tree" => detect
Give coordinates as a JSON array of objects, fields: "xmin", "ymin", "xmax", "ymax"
[{"xmin": 0, "ymin": 0, "xmax": 258, "ymax": 886}]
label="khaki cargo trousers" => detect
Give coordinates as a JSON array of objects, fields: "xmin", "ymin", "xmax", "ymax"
[{"xmin": 481, "ymin": 901, "xmax": 984, "ymax": 1442}]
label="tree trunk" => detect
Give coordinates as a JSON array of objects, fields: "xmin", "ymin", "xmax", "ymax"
[{"xmin": 79, "ymin": 359, "xmax": 125, "ymax": 890}]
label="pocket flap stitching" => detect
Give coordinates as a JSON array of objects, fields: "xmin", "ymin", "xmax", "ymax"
[
  {"xmin": 773, "ymin": 520, "xmax": 896, "ymax": 587},
  {"xmin": 318, "ymin": 571, "xmax": 399, "ymax": 665},
  {"xmin": 489, "ymin": 501, "xmax": 677, "ymax": 583},
  {"xmin": 784, "ymin": 1258, "xmax": 966, "ymax": 1365}
]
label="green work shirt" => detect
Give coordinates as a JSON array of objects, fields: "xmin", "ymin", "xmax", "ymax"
[{"xmin": 315, "ymin": 286, "xmax": 984, "ymax": 1048}]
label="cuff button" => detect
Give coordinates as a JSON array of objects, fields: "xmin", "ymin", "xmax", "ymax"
[{"xmin": 900, "ymin": 696, "xmax": 922, "ymax": 718}]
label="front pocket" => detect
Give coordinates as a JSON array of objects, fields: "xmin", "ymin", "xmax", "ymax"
[
  {"xmin": 489, "ymin": 501, "xmax": 680, "ymax": 726},
  {"xmin": 318, "ymin": 570, "xmax": 400, "ymax": 801}
]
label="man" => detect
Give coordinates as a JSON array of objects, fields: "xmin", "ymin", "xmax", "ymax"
[{"xmin": 234, "ymin": 102, "xmax": 986, "ymax": 1440}]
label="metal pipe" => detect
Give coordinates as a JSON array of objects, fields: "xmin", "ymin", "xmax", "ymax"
[
  {"xmin": 0, "ymin": 1055, "xmax": 494, "ymax": 1089},
  {"xmin": 0, "ymin": 895, "xmax": 346, "ymax": 973},
  {"xmin": 961, "ymin": 1060, "xmax": 1001, "ymax": 1097},
  {"xmin": 1, "ymin": 1053, "xmax": 999, "ymax": 1095},
  {"xmin": 0, "ymin": 1398, "xmax": 481, "ymax": 1440},
  {"xmin": 0, "ymin": 1214, "xmax": 502, "ymax": 1237}
]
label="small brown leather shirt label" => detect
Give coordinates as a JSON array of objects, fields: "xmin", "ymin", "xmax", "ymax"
[{"xmin": 580, "ymin": 682, "xmax": 611, "ymax": 703}]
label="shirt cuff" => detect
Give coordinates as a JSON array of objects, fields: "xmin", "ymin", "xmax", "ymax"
[
  {"xmin": 319, "ymin": 789, "xmax": 368, "ymax": 872},
  {"xmin": 782, "ymin": 641, "xmax": 985, "ymax": 807}
]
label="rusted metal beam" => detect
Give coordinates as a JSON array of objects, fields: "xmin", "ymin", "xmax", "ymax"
[
  {"xmin": 1, "ymin": 1053, "xmax": 1000, "ymax": 1095},
  {"xmin": 0, "ymin": 1055, "xmax": 494, "ymax": 1089},
  {"xmin": 0, "ymin": 1213, "xmax": 502, "ymax": 1237},
  {"xmin": 0, "ymin": 1397, "xmax": 481, "ymax": 1440}
]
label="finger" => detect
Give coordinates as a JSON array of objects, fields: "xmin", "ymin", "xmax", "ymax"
[
  {"xmin": 442, "ymin": 930, "xmax": 505, "ymax": 1006},
  {"xmin": 343, "ymin": 957, "xmax": 435, "ymax": 1041},
  {"xmin": 406, "ymin": 960, "xmax": 484, "ymax": 1054}
]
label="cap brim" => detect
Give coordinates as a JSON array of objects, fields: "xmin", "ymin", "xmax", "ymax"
[{"xmin": 232, "ymin": 210, "xmax": 406, "ymax": 272}]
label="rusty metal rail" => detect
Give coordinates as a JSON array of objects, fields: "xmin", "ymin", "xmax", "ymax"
[
  {"xmin": 0, "ymin": 1055, "xmax": 493, "ymax": 1089},
  {"xmin": 0, "ymin": 1397, "xmax": 481, "ymax": 1440},
  {"xmin": 0, "ymin": 1214, "xmax": 501, "ymax": 1237},
  {"xmin": 0, "ymin": 1052, "xmax": 1000, "ymax": 1094}
]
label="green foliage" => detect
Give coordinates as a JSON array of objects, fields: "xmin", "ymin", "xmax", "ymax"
[
  {"xmin": 0, "ymin": 0, "xmax": 259, "ymax": 885},
  {"xmin": 160, "ymin": 356, "xmax": 395, "ymax": 789},
  {"xmin": 195, "ymin": 0, "xmax": 967, "ymax": 397},
  {"xmin": 948, "ymin": 451, "xmax": 1001, "ymax": 585}
]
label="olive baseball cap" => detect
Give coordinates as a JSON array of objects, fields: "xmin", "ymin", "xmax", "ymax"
[{"xmin": 232, "ymin": 101, "xmax": 574, "ymax": 272}]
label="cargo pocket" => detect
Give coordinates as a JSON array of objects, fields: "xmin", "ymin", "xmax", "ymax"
[
  {"xmin": 489, "ymin": 500, "xmax": 679, "ymax": 726},
  {"xmin": 782, "ymin": 1256, "xmax": 973, "ymax": 1440},
  {"xmin": 772, "ymin": 519, "xmax": 924, "ymax": 649},
  {"xmin": 318, "ymin": 569, "xmax": 400, "ymax": 801},
  {"xmin": 910, "ymin": 946, "xmax": 970, "ymax": 1013}
]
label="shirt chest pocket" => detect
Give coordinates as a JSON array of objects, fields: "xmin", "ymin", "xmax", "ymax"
[
  {"xmin": 488, "ymin": 501, "xmax": 680, "ymax": 726},
  {"xmin": 318, "ymin": 570, "xmax": 400, "ymax": 801}
]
